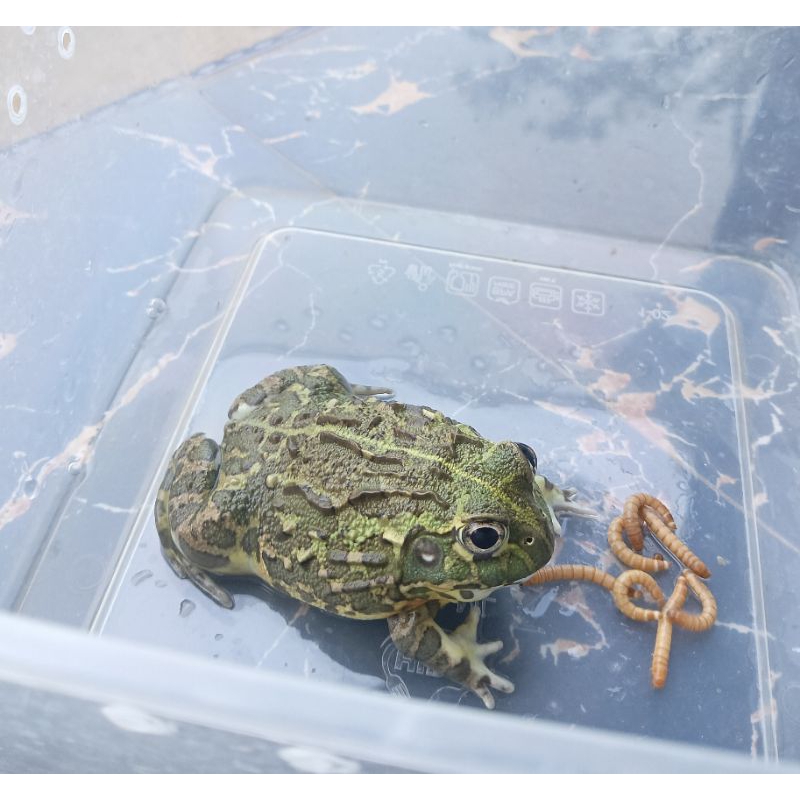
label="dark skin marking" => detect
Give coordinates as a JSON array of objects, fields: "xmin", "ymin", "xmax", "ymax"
[
  {"xmin": 316, "ymin": 413, "xmax": 360, "ymax": 427},
  {"xmin": 282, "ymin": 483, "xmax": 335, "ymax": 515},
  {"xmin": 347, "ymin": 487, "xmax": 449, "ymax": 510},
  {"xmin": 319, "ymin": 430, "xmax": 363, "ymax": 456},
  {"xmin": 179, "ymin": 539, "xmax": 230, "ymax": 569},
  {"xmin": 328, "ymin": 550, "xmax": 389, "ymax": 566},
  {"xmin": 454, "ymin": 431, "xmax": 482, "ymax": 447}
]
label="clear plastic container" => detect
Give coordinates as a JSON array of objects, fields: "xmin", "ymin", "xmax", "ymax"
[{"xmin": 3, "ymin": 26, "xmax": 800, "ymax": 772}]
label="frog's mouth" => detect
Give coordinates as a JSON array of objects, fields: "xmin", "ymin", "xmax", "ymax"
[{"xmin": 399, "ymin": 581, "xmax": 495, "ymax": 604}]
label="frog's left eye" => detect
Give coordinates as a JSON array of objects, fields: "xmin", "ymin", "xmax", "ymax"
[
  {"xmin": 458, "ymin": 521, "xmax": 508, "ymax": 559},
  {"xmin": 515, "ymin": 442, "xmax": 538, "ymax": 474}
]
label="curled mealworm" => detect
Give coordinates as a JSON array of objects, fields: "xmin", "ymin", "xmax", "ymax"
[
  {"xmin": 668, "ymin": 569, "xmax": 717, "ymax": 631},
  {"xmin": 622, "ymin": 492, "xmax": 677, "ymax": 552},
  {"xmin": 641, "ymin": 507, "xmax": 711, "ymax": 578},
  {"xmin": 651, "ymin": 575, "xmax": 689, "ymax": 689},
  {"xmin": 622, "ymin": 493, "xmax": 675, "ymax": 551},
  {"xmin": 612, "ymin": 570, "xmax": 666, "ymax": 623},
  {"xmin": 524, "ymin": 564, "xmax": 618, "ymax": 593},
  {"xmin": 608, "ymin": 516, "xmax": 670, "ymax": 573}
]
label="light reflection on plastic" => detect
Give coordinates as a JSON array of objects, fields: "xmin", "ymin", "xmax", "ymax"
[
  {"xmin": 58, "ymin": 26, "xmax": 76, "ymax": 60},
  {"xmin": 7, "ymin": 85, "xmax": 27, "ymax": 126}
]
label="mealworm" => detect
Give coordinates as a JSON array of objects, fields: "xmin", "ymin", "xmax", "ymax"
[
  {"xmin": 642, "ymin": 507, "xmax": 711, "ymax": 578},
  {"xmin": 608, "ymin": 516, "xmax": 670, "ymax": 573},
  {"xmin": 524, "ymin": 564, "xmax": 618, "ymax": 592},
  {"xmin": 651, "ymin": 575, "xmax": 689, "ymax": 689},
  {"xmin": 668, "ymin": 569, "xmax": 717, "ymax": 631},
  {"xmin": 612, "ymin": 570, "xmax": 666, "ymax": 622},
  {"xmin": 622, "ymin": 493, "xmax": 676, "ymax": 551}
]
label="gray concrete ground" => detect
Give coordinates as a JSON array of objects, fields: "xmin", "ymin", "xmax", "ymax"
[{"xmin": 0, "ymin": 26, "xmax": 289, "ymax": 149}]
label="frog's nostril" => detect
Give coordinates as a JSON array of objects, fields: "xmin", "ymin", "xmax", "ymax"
[{"xmin": 524, "ymin": 536, "xmax": 534, "ymax": 546}]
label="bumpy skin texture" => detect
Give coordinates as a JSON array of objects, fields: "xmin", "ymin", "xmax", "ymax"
[{"xmin": 156, "ymin": 364, "xmax": 558, "ymax": 707}]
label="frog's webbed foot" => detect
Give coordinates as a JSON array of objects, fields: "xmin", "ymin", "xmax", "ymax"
[
  {"xmin": 155, "ymin": 433, "xmax": 234, "ymax": 610},
  {"xmin": 349, "ymin": 381, "xmax": 394, "ymax": 399},
  {"xmin": 535, "ymin": 474, "xmax": 597, "ymax": 535},
  {"xmin": 388, "ymin": 603, "xmax": 513, "ymax": 710},
  {"xmin": 161, "ymin": 544, "xmax": 235, "ymax": 610}
]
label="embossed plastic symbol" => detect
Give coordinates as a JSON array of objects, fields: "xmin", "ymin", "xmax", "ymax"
[
  {"xmin": 405, "ymin": 261, "xmax": 437, "ymax": 291},
  {"xmin": 367, "ymin": 259, "xmax": 395, "ymax": 285},
  {"xmin": 445, "ymin": 263, "xmax": 480, "ymax": 297},
  {"xmin": 487, "ymin": 276, "xmax": 521, "ymax": 305},
  {"xmin": 529, "ymin": 282, "xmax": 563, "ymax": 310},
  {"xmin": 639, "ymin": 303, "xmax": 672, "ymax": 323},
  {"xmin": 571, "ymin": 288, "xmax": 606, "ymax": 316}
]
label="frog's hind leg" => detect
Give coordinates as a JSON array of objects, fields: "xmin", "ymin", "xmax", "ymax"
[
  {"xmin": 387, "ymin": 602, "xmax": 513, "ymax": 709},
  {"xmin": 535, "ymin": 474, "xmax": 597, "ymax": 535},
  {"xmin": 155, "ymin": 434, "xmax": 235, "ymax": 609}
]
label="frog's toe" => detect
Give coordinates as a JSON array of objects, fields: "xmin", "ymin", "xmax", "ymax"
[
  {"xmin": 162, "ymin": 546, "xmax": 188, "ymax": 580},
  {"xmin": 467, "ymin": 662, "xmax": 515, "ymax": 710},
  {"xmin": 451, "ymin": 607, "xmax": 514, "ymax": 708},
  {"xmin": 534, "ymin": 474, "xmax": 597, "ymax": 536},
  {"xmin": 160, "ymin": 545, "xmax": 234, "ymax": 610},
  {"xmin": 350, "ymin": 381, "xmax": 394, "ymax": 398},
  {"xmin": 188, "ymin": 565, "xmax": 235, "ymax": 610}
]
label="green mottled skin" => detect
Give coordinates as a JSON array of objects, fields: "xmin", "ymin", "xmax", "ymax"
[{"xmin": 156, "ymin": 364, "xmax": 560, "ymax": 708}]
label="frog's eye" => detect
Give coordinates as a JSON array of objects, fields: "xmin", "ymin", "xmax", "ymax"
[
  {"xmin": 412, "ymin": 536, "xmax": 443, "ymax": 569},
  {"xmin": 458, "ymin": 521, "xmax": 508, "ymax": 559},
  {"xmin": 515, "ymin": 442, "xmax": 538, "ymax": 474}
]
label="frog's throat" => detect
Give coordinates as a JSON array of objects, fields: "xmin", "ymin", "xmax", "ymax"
[{"xmin": 534, "ymin": 474, "xmax": 597, "ymax": 536}]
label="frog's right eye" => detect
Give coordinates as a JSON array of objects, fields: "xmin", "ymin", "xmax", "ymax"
[
  {"xmin": 514, "ymin": 441, "xmax": 538, "ymax": 475},
  {"xmin": 458, "ymin": 521, "xmax": 508, "ymax": 559}
]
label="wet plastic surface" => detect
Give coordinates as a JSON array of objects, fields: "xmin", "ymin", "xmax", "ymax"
[
  {"xmin": 3, "ymin": 27, "xmax": 800, "ymax": 772},
  {"xmin": 89, "ymin": 207, "xmax": 787, "ymax": 758}
]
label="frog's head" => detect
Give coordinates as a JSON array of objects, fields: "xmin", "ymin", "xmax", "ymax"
[{"xmin": 398, "ymin": 440, "xmax": 556, "ymax": 603}]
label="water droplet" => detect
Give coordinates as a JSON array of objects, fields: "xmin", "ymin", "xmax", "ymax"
[
  {"xmin": 67, "ymin": 457, "xmax": 83, "ymax": 476},
  {"xmin": 471, "ymin": 356, "xmax": 487, "ymax": 371},
  {"xmin": 85, "ymin": 259, "xmax": 94, "ymax": 275},
  {"xmin": 22, "ymin": 476, "xmax": 38, "ymax": 498},
  {"xmin": 274, "ymin": 318, "xmax": 290, "ymax": 332},
  {"xmin": 179, "ymin": 599, "xmax": 196, "ymax": 617},
  {"xmin": 369, "ymin": 315, "xmax": 387, "ymax": 330},
  {"xmin": 214, "ymin": 633, "xmax": 223, "ymax": 641},
  {"xmin": 339, "ymin": 328, "xmax": 353, "ymax": 343},
  {"xmin": 63, "ymin": 374, "xmax": 78, "ymax": 403},
  {"xmin": 7, "ymin": 85, "xmax": 27, "ymax": 126},
  {"xmin": 132, "ymin": 569, "xmax": 153, "ymax": 586},
  {"xmin": 58, "ymin": 27, "xmax": 76, "ymax": 60},
  {"xmin": 20, "ymin": 26, "xmax": 36, "ymax": 35},
  {"xmin": 439, "ymin": 325, "xmax": 457, "ymax": 343},
  {"xmin": 146, "ymin": 298, "xmax": 166, "ymax": 318},
  {"xmin": 399, "ymin": 337, "xmax": 421, "ymax": 357},
  {"xmin": 154, "ymin": 579, "xmax": 167, "ymax": 588}
]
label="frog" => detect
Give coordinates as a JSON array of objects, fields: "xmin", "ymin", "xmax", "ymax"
[{"xmin": 155, "ymin": 364, "xmax": 594, "ymax": 708}]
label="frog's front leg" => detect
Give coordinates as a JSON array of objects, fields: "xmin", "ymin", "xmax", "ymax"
[
  {"xmin": 387, "ymin": 602, "xmax": 513, "ymax": 709},
  {"xmin": 155, "ymin": 433, "xmax": 235, "ymax": 610},
  {"xmin": 535, "ymin": 474, "xmax": 597, "ymax": 535}
]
